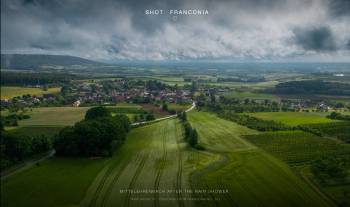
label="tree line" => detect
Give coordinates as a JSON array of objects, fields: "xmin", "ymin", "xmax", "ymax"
[
  {"xmin": 178, "ymin": 112, "xmax": 204, "ymax": 150},
  {"xmin": 218, "ymin": 111, "xmax": 292, "ymax": 131},
  {"xmin": 327, "ymin": 112, "xmax": 350, "ymax": 121},
  {"xmin": 1, "ymin": 127, "xmax": 51, "ymax": 171},
  {"xmin": 269, "ymin": 80, "xmax": 350, "ymax": 96},
  {"xmin": 1, "ymin": 71, "xmax": 78, "ymax": 86},
  {"xmin": 54, "ymin": 106, "xmax": 130, "ymax": 157}
]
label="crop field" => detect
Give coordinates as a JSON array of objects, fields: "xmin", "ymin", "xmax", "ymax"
[
  {"xmin": 243, "ymin": 130, "xmax": 350, "ymax": 205},
  {"xmin": 1, "ymin": 86, "xmax": 61, "ymax": 100},
  {"xmin": 18, "ymin": 105, "xmax": 140, "ymax": 126},
  {"xmin": 221, "ymin": 91, "xmax": 279, "ymax": 100},
  {"xmin": 81, "ymin": 118, "xmax": 196, "ymax": 207},
  {"xmin": 244, "ymin": 131, "xmax": 350, "ymax": 166},
  {"xmin": 6, "ymin": 125, "xmax": 63, "ymax": 137},
  {"xmin": 301, "ymin": 122, "xmax": 350, "ymax": 143},
  {"xmin": 134, "ymin": 76, "xmax": 187, "ymax": 86},
  {"xmin": 2, "ymin": 111, "xmax": 336, "ymax": 207},
  {"xmin": 204, "ymin": 80, "xmax": 279, "ymax": 90},
  {"xmin": 187, "ymin": 111, "xmax": 331, "ymax": 207},
  {"xmin": 187, "ymin": 111, "xmax": 257, "ymax": 152},
  {"xmin": 1, "ymin": 158, "xmax": 108, "ymax": 207},
  {"xmin": 18, "ymin": 107, "xmax": 90, "ymax": 126},
  {"xmin": 247, "ymin": 112, "xmax": 338, "ymax": 126}
]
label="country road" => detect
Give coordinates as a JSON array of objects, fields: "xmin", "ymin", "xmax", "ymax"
[
  {"xmin": 1, "ymin": 150, "xmax": 55, "ymax": 180},
  {"xmin": 1, "ymin": 102, "xmax": 196, "ymax": 179}
]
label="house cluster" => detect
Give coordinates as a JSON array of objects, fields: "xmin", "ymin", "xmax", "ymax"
[
  {"xmin": 69, "ymin": 80, "xmax": 193, "ymax": 106},
  {"xmin": 1, "ymin": 94, "xmax": 55, "ymax": 108},
  {"xmin": 282, "ymin": 99, "xmax": 334, "ymax": 112}
]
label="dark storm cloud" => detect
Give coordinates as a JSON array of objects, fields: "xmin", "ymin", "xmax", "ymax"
[
  {"xmin": 1, "ymin": 0, "xmax": 350, "ymax": 61},
  {"xmin": 293, "ymin": 27, "xmax": 336, "ymax": 51},
  {"xmin": 328, "ymin": 0, "xmax": 350, "ymax": 17}
]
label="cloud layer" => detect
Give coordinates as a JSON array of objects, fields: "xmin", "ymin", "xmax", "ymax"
[{"xmin": 1, "ymin": 0, "xmax": 350, "ymax": 61}]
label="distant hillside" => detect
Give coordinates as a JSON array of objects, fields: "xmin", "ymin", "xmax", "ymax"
[
  {"xmin": 1, "ymin": 54, "xmax": 105, "ymax": 70},
  {"xmin": 269, "ymin": 80, "xmax": 350, "ymax": 96}
]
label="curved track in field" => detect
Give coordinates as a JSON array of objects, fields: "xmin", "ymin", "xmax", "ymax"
[
  {"xmin": 153, "ymin": 122, "xmax": 168, "ymax": 207},
  {"xmin": 124, "ymin": 153, "xmax": 150, "ymax": 207},
  {"xmin": 85, "ymin": 118, "xmax": 191, "ymax": 207},
  {"xmin": 175, "ymin": 122, "xmax": 185, "ymax": 207}
]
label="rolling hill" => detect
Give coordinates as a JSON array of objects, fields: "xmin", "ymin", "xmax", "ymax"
[{"xmin": 1, "ymin": 54, "xmax": 105, "ymax": 70}]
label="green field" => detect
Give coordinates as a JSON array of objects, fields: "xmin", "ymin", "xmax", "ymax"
[
  {"xmin": 244, "ymin": 131, "xmax": 350, "ymax": 166},
  {"xmin": 81, "ymin": 118, "xmax": 195, "ymax": 207},
  {"xmin": 221, "ymin": 91, "xmax": 279, "ymax": 100},
  {"xmin": 187, "ymin": 111, "xmax": 331, "ymax": 207},
  {"xmin": 1, "ymin": 112, "xmax": 336, "ymax": 207},
  {"xmin": 15, "ymin": 104, "xmax": 161, "ymax": 127},
  {"xmin": 1, "ymin": 158, "xmax": 108, "ymax": 207},
  {"xmin": 168, "ymin": 103, "xmax": 191, "ymax": 111},
  {"xmin": 205, "ymin": 80, "xmax": 279, "ymax": 90},
  {"xmin": 301, "ymin": 122, "xmax": 350, "ymax": 143},
  {"xmin": 247, "ymin": 112, "xmax": 338, "ymax": 126},
  {"xmin": 6, "ymin": 125, "xmax": 63, "ymax": 137},
  {"xmin": 18, "ymin": 107, "xmax": 90, "ymax": 126},
  {"xmin": 1, "ymin": 86, "xmax": 61, "ymax": 100},
  {"xmin": 244, "ymin": 131, "xmax": 350, "ymax": 205}
]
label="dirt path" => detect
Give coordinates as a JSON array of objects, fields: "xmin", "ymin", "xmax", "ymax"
[{"xmin": 1, "ymin": 150, "xmax": 55, "ymax": 180}]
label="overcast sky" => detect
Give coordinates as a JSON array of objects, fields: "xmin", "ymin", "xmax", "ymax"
[{"xmin": 1, "ymin": 0, "xmax": 350, "ymax": 62}]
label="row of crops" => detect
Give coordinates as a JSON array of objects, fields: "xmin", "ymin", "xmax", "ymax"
[{"xmin": 244, "ymin": 130, "xmax": 350, "ymax": 166}]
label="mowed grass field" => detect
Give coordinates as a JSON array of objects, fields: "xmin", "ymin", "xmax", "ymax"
[
  {"xmin": 18, "ymin": 107, "xmax": 90, "ymax": 126},
  {"xmin": 81, "ymin": 118, "xmax": 196, "ymax": 207},
  {"xmin": 17, "ymin": 105, "xmax": 138, "ymax": 126},
  {"xmin": 1, "ymin": 86, "xmax": 61, "ymax": 99},
  {"xmin": 247, "ymin": 112, "xmax": 338, "ymax": 126},
  {"xmin": 1, "ymin": 158, "xmax": 108, "ymax": 207},
  {"xmin": 187, "ymin": 111, "xmax": 332, "ymax": 207},
  {"xmin": 2, "ymin": 119, "xmax": 186, "ymax": 207}
]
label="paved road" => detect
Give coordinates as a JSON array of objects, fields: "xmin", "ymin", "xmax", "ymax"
[{"xmin": 131, "ymin": 101, "xmax": 196, "ymax": 126}]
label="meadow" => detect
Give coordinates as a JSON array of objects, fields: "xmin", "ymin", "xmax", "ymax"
[
  {"xmin": 1, "ymin": 158, "xmax": 108, "ymax": 207},
  {"xmin": 1, "ymin": 110, "xmax": 339, "ymax": 207},
  {"xmin": 6, "ymin": 125, "xmax": 63, "ymax": 137},
  {"xmin": 247, "ymin": 112, "xmax": 338, "ymax": 126},
  {"xmin": 17, "ymin": 104, "xmax": 148, "ymax": 126},
  {"xmin": 81, "ymin": 118, "xmax": 194, "ymax": 207},
  {"xmin": 221, "ymin": 91, "xmax": 279, "ymax": 100},
  {"xmin": 1, "ymin": 86, "xmax": 61, "ymax": 99},
  {"xmin": 18, "ymin": 107, "xmax": 90, "ymax": 126},
  {"xmin": 244, "ymin": 130, "xmax": 350, "ymax": 205},
  {"xmin": 187, "ymin": 111, "xmax": 331, "ymax": 207}
]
